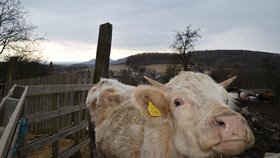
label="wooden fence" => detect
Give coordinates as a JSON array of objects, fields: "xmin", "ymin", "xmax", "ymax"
[
  {"xmin": 10, "ymin": 69, "xmax": 95, "ymax": 86},
  {"xmin": 0, "ymin": 22, "xmax": 113, "ymax": 158},
  {"xmin": 0, "ymin": 84, "xmax": 94, "ymax": 158}
]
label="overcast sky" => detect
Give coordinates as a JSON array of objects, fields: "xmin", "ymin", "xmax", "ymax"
[{"xmin": 21, "ymin": 0, "xmax": 280, "ymax": 62}]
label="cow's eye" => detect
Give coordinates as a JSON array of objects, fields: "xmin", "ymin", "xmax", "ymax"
[
  {"xmin": 174, "ymin": 98, "xmax": 183, "ymax": 107},
  {"xmin": 100, "ymin": 80, "xmax": 107, "ymax": 85}
]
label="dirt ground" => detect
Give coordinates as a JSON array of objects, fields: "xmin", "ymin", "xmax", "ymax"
[
  {"xmin": 236, "ymin": 101, "xmax": 280, "ymax": 158},
  {"xmin": 25, "ymin": 133, "xmax": 91, "ymax": 158}
]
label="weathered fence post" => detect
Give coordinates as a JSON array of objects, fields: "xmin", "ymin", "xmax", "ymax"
[
  {"xmin": 5, "ymin": 57, "xmax": 18, "ymax": 93},
  {"xmin": 89, "ymin": 22, "xmax": 112, "ymax": 157},
  {"xmin": 51, "ymin": 93, "xmax": 59, "ymax": 158},
  {"xmin": 93, "ymin": 22, "xmax": 113, "ymax": 83},
  {"xmin": 7, "ymin": 57, "xmax": 18, "ymax": 82}
]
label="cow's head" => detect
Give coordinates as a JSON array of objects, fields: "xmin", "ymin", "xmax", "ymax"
[
  {"xmin": 135, "ymin": 71, "xmax": 254, "ymax": 157},
  {"xmin": 86, "ymin": 78, "xmax": 134, "ymax": 122}
]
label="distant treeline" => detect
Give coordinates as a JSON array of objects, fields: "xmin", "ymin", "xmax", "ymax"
[
  {"xmin": 126, "ymin": 52, "xmax": 180, "ymax": 66},
  {"xmin": 0, "ymin": 60, "xmax": 50, "ymax": 82},
  {"xmin": 193, "ymin": 50, "xmax": 280, "ymax": 69},
  {"xmin": 193, "ymin": 50, "xmax": 280, "ymax": 91},
  {"xmin": 126, "ymin": 50, "xmax": 280, "ymax": 69}
]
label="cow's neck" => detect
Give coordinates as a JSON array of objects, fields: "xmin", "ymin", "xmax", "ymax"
[{"xmin": 142, "ymin": 121, "xmax": 185, "ymax": 158}]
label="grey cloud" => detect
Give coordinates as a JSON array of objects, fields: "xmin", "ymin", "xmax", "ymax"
[{"xmin": 22, "ymin": 0, "xmax": 280, "ymax": 55}]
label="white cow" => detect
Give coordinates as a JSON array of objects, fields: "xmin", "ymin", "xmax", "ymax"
[{"xmin": 86, "ymin": 71, "xmax": 254, "ymax": 158}]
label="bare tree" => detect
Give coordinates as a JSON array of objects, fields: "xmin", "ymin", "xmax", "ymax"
[
  {"xmin": 0, "ymin": 0, "xmax": 43, "ymax": 61},
  {"xmin": 170, "ymin": 25, "xmax": 201, "ymax": 70}
]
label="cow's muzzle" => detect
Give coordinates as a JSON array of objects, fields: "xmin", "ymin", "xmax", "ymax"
[{"xmin": 211, "ymin": 114, "xmax": 255, "ymax": 156}]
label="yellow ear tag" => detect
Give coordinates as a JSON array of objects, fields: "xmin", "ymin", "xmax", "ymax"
[{"xmin": 148, "ymin": 101, "xmax": 161, "ymax": 117}]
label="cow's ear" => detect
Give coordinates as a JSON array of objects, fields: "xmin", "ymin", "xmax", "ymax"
[
  {"xmin": 133, "ymin": 86, "xmax": 171, "ymax": 122},
  {"xmin": 144, "ymin": 76, "xmax": 164, "ymax": 88}
]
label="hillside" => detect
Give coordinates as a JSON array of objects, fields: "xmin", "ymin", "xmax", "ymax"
[
  {"xmin": 194, "ymin": 50, "xmax": 280, "ymax": 69},
  {"xmin": 67, "ymin": 50, "xmax": 280, "ymax": 71},
  {"xmin": 125, "ymin": 50, "xmax": 280, "ymax": 70},
  {"xmin": 4, "ymin": 49, "xmax": 276, "ymax": 90},
  {"xmin": 66, "ymin": 50, "xmax": 280, "ymax": 90},
  {"xmin": 68, "ymin": 57, "xmax": 127, "ymax": 69}
]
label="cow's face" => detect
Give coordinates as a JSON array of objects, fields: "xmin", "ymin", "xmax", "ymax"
[{"xmin": 142, "ymin": 71, "xmax": 254, "ymax": 157}]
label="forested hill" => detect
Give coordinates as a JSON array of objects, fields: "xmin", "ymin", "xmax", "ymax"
[
  {"xmin": 126, "ymin": 50, "xmax": 280, "ymax": 70},
  {"xmin": 126, "ymin": 52, "xmax": 178, "ymax": 66},
  {"xmin": 194, "ymin": 50, "xmax": 280, "ymax": 69}
]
